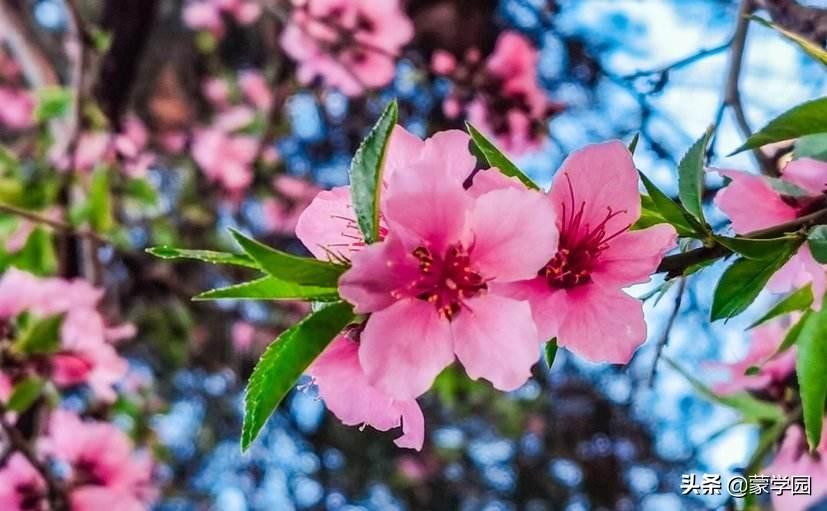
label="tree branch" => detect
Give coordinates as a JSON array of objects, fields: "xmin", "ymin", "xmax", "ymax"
[{"xmin": 0, "ymin": 202, "xmax": 111, "ymax": 245}]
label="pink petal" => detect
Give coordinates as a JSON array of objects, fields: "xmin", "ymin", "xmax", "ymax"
[
  {"xmin": 549, "ymin": 141, "xmax": 640, "ymax": 236},
  {"xmin": 452, "ymin": 294, "xmax": 540, "ymax": 391},
  {"xmin": 713, "ymin": 169, "xmax": 797, "ymax": 233},
  {"xmin": 295, "ymin": 186, "xmax": 362, "ymax": 260},
  {"xmin": 767, "ymin": 246, "xmax": 826, "ymax": 309},
  {"xmin": 421, "ymin": 130, "xmax": 478, "ymax": 185},
  {"xmin": 468, "ymin": 169, "xmax": 526, "ymax": 196},
  {"xmin": 468, "ymin": 187, "xmax": 557, "ymax": 282},
  {"xmin": 359, "ymin": 298, "xmax": 454, "ymax": 399},
  {"xmin": 764, "ymin": 424, "xmax": 827, "ymax": 511},
  {"xmin": 383, "ymin": 125, "xmax": 425, "ymax": 182},
  {"xmin": 339, "ymin": 235, "xmax": 418, "ymax": 313},
  {"xmin": 782, "ymin": 157, "xmax": 827, "ymax": 196},
  {"xmin": 495, "ymin": 278, "xmax": 567, "ymax": 341},
  {"xmin": 394, "ymin": 400, "xmax": 425, "ymax": 450},
  {"xmin": 591, "ymin": 224, "xmax": 676, "ymax": 288},
  {"xmin": 556, "ymin": 284, "xmax": 647, "ymax": 364}
]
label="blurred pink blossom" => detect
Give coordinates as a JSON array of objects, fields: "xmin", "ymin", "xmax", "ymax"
[
  {"xmin": 763, "ymin": 424, "xmax": 827, "ymax": 511},
  {"xmin": 0, "ymin": 454, "xmax": 46, "ymax": 510},
  {"xmin": 202, "ymin": 77, "xmax": 232, "ymax": 108},
  {"xmin": 239, "ymin": 70, "xmax": 273, "ymax": 110},
  {"xmin": 191, "ymin": 127, "xmax": 258, "ymax": 195},
  {"xmin": 0, "ymin": 86, "xmax": 34, "ymax": 130},
  {"xmin": 280, "ymin": 0, "xmax": 413, "ymax": 96},
  {"xmin": 231, "ymin": 321, "xmax": 256, "ymax": 351}
]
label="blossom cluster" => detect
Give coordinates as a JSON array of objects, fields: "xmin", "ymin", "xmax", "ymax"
[{"xmin": 295, "ymin": 126, "xmax": 676, "ymax": 448}]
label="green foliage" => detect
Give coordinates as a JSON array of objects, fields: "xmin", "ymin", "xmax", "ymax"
[
  {"xmin": 627, "ymin": 133, "xmax": 640, "ymax": 154},
  {"xmin": 241, "ymin": 302, "xmax": 354, "ymax": 451},
  {"xmin": 6, "ymin": 377, "xmax": 44, "ymax": 413},
  {"xmin": 229, "ymin": 229, "xmax": 346, "ymax": 287},
  {"xmin": 714, "ymin": 235, "xmax": 801, "ymax": 260},
  {"xmin": 88, "ymin": 167, "xmax": 114, "ymax": 233},
  {"xmin": 195, "ymin": 276, "xmax": 339, "ymax": 301},
  {"xmin": 807, "ymin": 225, "xmax": 827, "ymax": 263},
  {"xmin": 711, "ymin": 242, "xmax": 800, "ymax": 321},
  {"xmin": 796, "ymin": 307, "xmax": 827, "ymax": 450},
  {"xmin": 749, "ymin": 16, "xmax": 827, "ymax": 67},
  {"xmin": 13, "ymin": 313, "xmax": 64, "ymax": 355},
  {"xmin": 34, "ymin": 87, "xmax": 73, "ymax": 122},
  {"xmin": 467, "ymin": 123, "xmax": 539, "ymax": 190},
  {"xmin": 677, "ymin": 127, "xmax": 713, "ymax": 224},
  {"xmin": 4, "ymin": 227, "xmax": 58, "ymax": 276},
  {"xmin": 638, "ymin": 171, "xmax": 703, "ymax": 237},
  {"xmin": 748, "ymin": 285, "xmax": 813, "ymax": 329},
  {"xmin": 543, "ymin": 339, "xmax": 558, "ymax": 368},
  {"xmin": 349, "ymin": 100, "xmax": 398, "ymax": 244},
  {"xmin": 147, "ymin": 246, "xmax": 258, "ymax": 269},
  {"xmin": 795, "ymin": 133, "xmax": 827, "ymax": 162},
  {"xmin": 730, "ymin": 96, "xmax": 827, "ymax": 154}
]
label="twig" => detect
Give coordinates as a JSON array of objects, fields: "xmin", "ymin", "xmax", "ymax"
[
  {"xmin": 623, "ymin": 40, "xmax": 732, "ymax": 81},
  {"xmin": 0, "ymin": 403, "xmax": 67, "ymax": 510},
  {"xmin": 648, "ymin": 278, "xmax": 686, "ymax": 386},
  {"xmin": 0, "ymin": 202, "xmax": 111, "ymax": 245}
]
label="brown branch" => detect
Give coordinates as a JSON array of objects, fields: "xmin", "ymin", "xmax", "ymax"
[
  {"xmin": 0, "ymin": 403, "xmax": 68, "ymax": 510},
  {"xmin": 648, "ymin": 278, "xmax": 686, "ymax": 386},
  {"xmin": 0, "ymin": 202, "xmax": 111, "ymax": 245}
]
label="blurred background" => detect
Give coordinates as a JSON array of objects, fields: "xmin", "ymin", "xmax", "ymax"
[{"xmin": 2, "ymin": 0, "xmax": 827, "ymax": 509}]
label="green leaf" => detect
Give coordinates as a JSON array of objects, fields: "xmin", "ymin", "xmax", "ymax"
[
  {"xmin": 749, "ymin": 16, "xmax": 827, "ymax": 67},
  {"xmin": 466, "ymin": 123, "xmax": 539, "ymax": 190},
  {"xmin": 795, "ymin": 133, "xmax": 827, "ymax": 162},
  {"xmin": 775, "ymin": 309, "xmax": 811, "ymax": 356},
  {"xmin": 10, "ymin": 227, "xmax": 57, "ymax": 276},
  {"xmin": 730, "ymin": 96, "xmax": 827, "ymax": 154},
  {"xmin": 229, "ymin": 229, "xmax": 346, "ymax": 287},
  {"xmin": 147, "ymin": 246, "xmax": 258, "ymax": 269},
  {"xmin": 241, "ymin": 301, "xmax": 354, "ymax": 451},
  {"xmin": 749, "ymin": 285, "xmax": 813, "ymax": 329},
  {"xmin": 766, "ymin": 177, "xmax": 810, "ymax": 198},
  {"xmin": 349, "ymin": 100, "xmax": 398, "ymax": 243},
  {"xmin": 628, "ymin": 133, "xmax": 640, "ymax": 154},
  {"xmin": 808, "ymin": 225, "xmax": 827, "ymax": 263},
  {"xmin": 664, "ymin": 356, "xmax": 784, "ymax": 423},
  {"xmin": 13, "ymin": 313, "xmax": 64, "ymax": 355},
  {"xmin": 714, "ymin": 235, "xmax": 801, "ymax": 260},
  {"xmin": 88, "ymin": 167, "xmax": 113, "ymax": 232},
  {"xmin": 195, "ymin": 276, "xmax": 339, "ymax": 302},
  {"xmin": 711, "ymin": 243, "xmax": 799, "ymax": 321},
  {"xmin": 677, "ymin": 127, "xmax": 713, "ymax": 223},
  {"xmin": 638, "ymin": 171, "xmax": 701, "ymax": 237},
  {"xmin": 543, "ymin": 338, "xmax": 558, "ymax": 368},
  {"xmin": 125, "ymin": 178, "xmax": 158, "ymax": 206},
  {"xmin": 34, "ymin": 86, "xmax": 73, "ymax": 122},
  {"xmin": 6, "ymin": 377, "xmax": 44, "ymax": 413},
  {"xmin": 796, "ymin": 307, "xmax": 827, "ymax": 450}
]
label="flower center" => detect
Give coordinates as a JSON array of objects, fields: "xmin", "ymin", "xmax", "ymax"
[
  {"xmin": 410, "ymin": 244, "xmax": 487, "ymax": 320},
  {"xmin": 542, "ymin": 175, "xmax": 628, "ymax": 289}
]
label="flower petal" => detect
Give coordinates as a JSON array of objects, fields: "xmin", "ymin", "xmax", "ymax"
[
  {"xmin": 591, "ymin": 224, "xmax": 676, "ymax": 288},
  {"xmin": 452, "ymin": 294, "xmax": 541, "ymax": 391},
  {"xmin": 422, "ymin": 130, "xmax": 478, "ymax": 184},
  {"xmin": 549, "ymin": 141, "xmax": 639, "ymax": 235},
  {"xmin": 713, "ymin": 169, "xmax": 797, "ymax": 234},
  {"xmin": 339, "ymin": 235, "xmax": 418, "ymax": 313},
  {"xmin": 383, "ymin": 125, "xmax": 425, "ymax": 181},
  {"xmin": 782, "ymin": 157, "xmax": 827, "ymax": 196},
  {"xmin": 556, "ymin": 284, "xmax": 646, "ymax": 364},
  {"xmin": 468, "ymin": 187, "xmax": 557, "ymax": 281},
  {"xmin": 394, "ymin": 400, "xmax": 425, "ymax": 450},
  {"xmin": 295, "ymin": 186, "xmax": 360, "ymax": 260},
  {"xmin": 359, "ymin": 298, "xmax": 454, "ymax": 399}
]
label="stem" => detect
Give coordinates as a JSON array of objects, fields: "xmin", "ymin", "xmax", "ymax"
[{"xmin": 0, "ymin": 202, "xmax": 111, "ymax": 245}]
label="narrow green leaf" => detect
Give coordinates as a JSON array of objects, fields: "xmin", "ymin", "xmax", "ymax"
[
  {"xmin": 13, "ymin": 313, "xmax": 64, "ymax": 355},
  {"xmin": 466, "ymin": 123, "xmax": 539, "ymax": 190},
  {"xmin": 349, "ymin": 100, "xmax": 398, "ymax": 243},
  {"xmin": 795, "ymin": 133, "xmax": 827, "ymax": 162},
  {"xmin": 714, "ymin": 235, "xmax": 800, "ymax": 260},
  {"xmin": 229, "ymin": 229, "xmax": 346, "ymax": 287},
  {"xmin": 34, "ymin": 86, "xmax": 72, "ymax": 122},
  {"xmin": 631, "ymin": 194, "xmax": 667, "ymax": 230},
  {"xmin": 147, "ymin": 246, "xmax": 258, "ymax": 268},
  {"xmin": 796, "ymin": 307, "xmax": 827, "ymax": 450},
  {"xmin": 6, "ymin": 377, "xmax": 44, "ymax": 413},
  {"xmin": 730, "ymin": 96, "xmax": 827, "ymax": 154},
  {"xmin": 241, "ymin": 301, "xmax": 354, "ymax": 451},
  {"xmin": 711, "ymin": 243, "xmax": 799, "ymax": 321},
  {"xmin": 628, "ymin": 133, "xmax": 640, "ymax": 154},
  {"xmin": 664, "ymin": 357, "xmax": 784, "ymax": 423},
  {"xmin": 638, "ymin": 172, "xmax": 701, "ymax": 237},
  {"xmin": 775, "ymin": 309, "xmax": 811, "ymax": 356},
  {"xmin": 766, "ymin": 177, "xmax": 810, "ymax": 198},
  {"xmin": 749, "ymin": 16, "xmax": 827, "ymax": 67},
  {"xmin": 195, "ymin": 276, "xmax": 339, "ymax": 302},
  {"xmin": 88, "ymin": 167, "xmax": 113, "ymax": 232},
  {"xmin": 543, "ymin": 338, "xmax": 558, "ymax": 368},
  {"xmin": 677, "ymin": 127, "xmax": 713, "ymax": 223},
  {"xmin": 808, "ymin": 225, "xmax": 827, "ymax": 263},
  {"xmin": 749, "ymin": 285, "xmax": 813, "ymax": 329}
]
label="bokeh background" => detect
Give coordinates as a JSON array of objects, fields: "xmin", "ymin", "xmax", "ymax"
[{"xmin": 3, "ymin": 0, "xmax": 827, "ymax": 509}]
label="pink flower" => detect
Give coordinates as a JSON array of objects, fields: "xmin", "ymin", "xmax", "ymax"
[
  {"xmin": 59, "ymin": 132, "xmax": 113, "ymax": 173},
  {"xmin": 502, "ymin": 142, "xmax": 676, "ymax": 363},
  {"xmin": 431, "ymin": 50, "xmax": 457, "ymax": 75},
  {"xmin": 279, "ymin": 0, "xmax": 413, "ymax": 96},
  {"xmin": 714, "ymin": 158, "xmax": 827, "ymax": 309},
  {"xmin": 238, "ymin": 70, "xmax": 273, "ymax": 110},
  {"xmin": 0, "ymin": 454, "xmax": 46, "ymax": 510},
  {"xmin": 44, "ymin": 410, "xmax": 155, "ymax": 508},
  {"xmin": 191, "ymin": 127, "xmax": 258, "ymax": 194},
  {"xmin": 231, "ymin": 321, "xmax": 256, "ymax": 351},
  {"xmin": 336, "ymin": 128, "xmax": 558, "ymax": 399},
  {"xmin": 183, "ymin": 1, "xmax": 224, "ymax": 35},
  {"xmin": 0, "ymin": 86, "xmax": 34, "ymax": 130},
  {"xmin": 464, "ymin": 31, "xmax": 563, "ymax": 155},
  {"xmin": 763, "ymin": 424, "xmax": 827, "ymax": 511},
  {"xmin": 708, "ymin": 320, "xmax": 796, "ymax": 395},
  {"xmin": 202, "ymin": 77, "xmax": 231, "ymax": 108},
  {"xmin": 263, "ymin": 176, "xmax": 319, "ymax": 235},
  {"xmin": 308, "ymin": 333, "xmax": 424, "ymax": 449}
]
